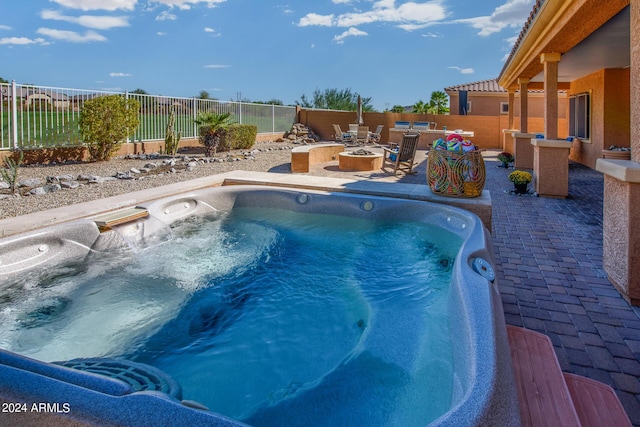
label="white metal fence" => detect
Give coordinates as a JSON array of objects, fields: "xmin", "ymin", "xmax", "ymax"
[{"xmin": 0, "ymin": 81, "xmax": 297, "ymax": 150}]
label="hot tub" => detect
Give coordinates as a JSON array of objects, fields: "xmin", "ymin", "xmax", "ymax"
[{"xmin": 0, "ymin": 183, "xmax": 519, "ymax": 426}]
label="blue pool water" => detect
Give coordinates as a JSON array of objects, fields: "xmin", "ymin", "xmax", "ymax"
[{"xmin": 0, "ymin": 207, "xmax": 462, "ymax": 426}]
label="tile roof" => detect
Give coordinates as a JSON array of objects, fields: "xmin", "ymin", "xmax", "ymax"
[{"xmin": 445, "ymin": 78, "xmax": 505, "ymax": 93}]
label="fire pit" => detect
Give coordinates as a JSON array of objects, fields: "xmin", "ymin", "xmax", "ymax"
[{"xmin": 338, "ymin": 149, "xmax": 383, "ymax": 171}]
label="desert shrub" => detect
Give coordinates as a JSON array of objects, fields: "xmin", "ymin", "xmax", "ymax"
[
  {"xmin": 194, "ymin": 112, "xmax": 234, "ymax": 157},
  {"xmin": 0, "ymin": 151, "xmax": 23, "ymax": 194},
  {"xmin": 219, "ymin": 124, "xmax": 257, "ymax": 151},
  {"xmin": 79, "ymin": 95, "xmax": 140, "ymax": 161}
]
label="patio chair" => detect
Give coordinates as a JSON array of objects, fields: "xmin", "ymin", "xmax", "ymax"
[
  {"xmin": 333, "ymin": 124, "xmax": 353, "ymax": 145},
  {"xmin": 367, "ymin": 125, "xmax": 384, "ymax": 144},
  {"xmin": 382, "ymin": 131, "xmax": 420, "ymax": 175},
  {"xmin": 356, "ymin": 126, "xmax": 369, "ymax": 145}
]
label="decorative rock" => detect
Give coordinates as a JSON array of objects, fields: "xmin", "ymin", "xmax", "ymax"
[
  {"xmin": 88, "ymin": 176, "xmax": 105, "ymax": 184},
  {"xmin": 115, "ymin": 171, "xmax": 134, "ymax": 180},
  {"xmin": 186, "ymin": 161, "xmax": 197, "ymax": 171},
  {"xmin": 59, "ymin": 174, "xmax": 74, "ymax": 181},
  {"xmin": 46, "ymin": 176, "xmax": 60, "ymax": 183},
  {"xmin": 29, "ymin": 187, "xmax": 47, "ymax": 195},
  {"xmin": 43, "ymin": 184, "xmax": 61, "ymax": 193},
  {"xmin": 19, "ymin": 178, "xmax": 43, "ymax": 188},
  {"xmin": 130, "ymin": 168, "xmax": 141, "ymax": 174},
  {"xmin": 61, "ymin": 181, "xmax": 81, "ymax": 189},
  {"xmin": 0, "ymin": 182, "xmax": 9, "ymax": 190}
]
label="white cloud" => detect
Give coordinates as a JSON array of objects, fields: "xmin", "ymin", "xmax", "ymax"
[
  {"xmin": 36, "ymin": 27, "xmax": 107, "ymax": 43},
  {"xmin": 156, "ymin": 11, "xmax": 177, "ymax": 21},
  {"xmin": 333, "ymin": 27, "xmax": 367, "ymax": 44},
  {"xmin": 448, "ymin": 66, "xmax": 474, "ymax": 74},
  {"xmin": 298, "ymin": 13, "xmax": 334, "ymax": 27},
  {"xmin": 110, "ymin": 72, "xmax": 132, "ymax": 77},
  {"xmin": 40, "ymin": 10, "xmax": 130, "ymax": 30},
  {"xmin": 0, "ymin": 25, "xmax": 11, "ymax": 31},
  {"xmin": 157, "ymin": 31, "xmax": 167, "ymax": 36},
  {"xmin": 421, "ymin": 32, "xmax": 439, "ymax": 38},
  {"xmin": 151, "ymin": 0, "xmax": 227, "ymax": 10},
  {"xmin": 51, "ymin": 0, "xmax": 137, "ymax": 11},
  {"xmin": 203, "ymin": 64, "xmax": 230, "ymax": 68},
  {"xmin": 332, "ymin": 0, "xmax": 352, "ymax": 3},
  {"xmin": 0, "ymin": 37, "xmax": 48, "ymax": 45},
  {"xmin": 298, "ymin": 1, "xmax": 446, "ymax": 31},
  {"xmin": 456, "ymin": 0, "xmax": 534, "ymax": 36},
  {"xmin": 204, "ymin": 27, "xmax": 215, "ymax": 32}
]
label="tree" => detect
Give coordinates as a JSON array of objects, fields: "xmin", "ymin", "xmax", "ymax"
[
  {"xmin": 199, "ymin": 90, "xmax": 210, "ymax": 99},
  {"xmin": 0, "ymin": 77, "xmax": 8, "ymax": 83},
  {"xmin": 428, "ymin": 91, "xmax": 449, "ymax": 115},
  {"xmin": 130, "ymin": 88, "xmax": 148, "ymax": 95},
  {"xmin": 390, "ymin": 105, "xmax": 406, "ymax": 113},
  {"xmin": 194, "ymin": 112, "xmax": 234, "ymax": 156},
  {"xmin": 296, "ymin": 88, "xmax": 374, "ymax": 112},
  {"xmin": 79, "ymin": 95, "xmax": 140, "ymax": 161},
  {"xmin": 412, "ymin": 100, "xmax": 428, "ymax": 114}
]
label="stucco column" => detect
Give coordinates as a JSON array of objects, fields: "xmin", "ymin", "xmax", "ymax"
[
  {"xmin": 594, "ymin": 0, "xmax": 640, "ymax": 305},
  {"xmin": 508, "ymin": 89, "xmax": 515, "ymax": 130},
  {"xmin": 633, "ymin": 0, "xmax": 640, "ymax": 163},
  {"xmin": 518, "ymin": 78, "xmax": 529, "ymax": 133},
  {"xmin": 532, "ymin": 139, "xmax": 573, "ymax": 197},
  {"xmin": 540, "ymin": 53, "xmax": 561, "ymax": 140}
]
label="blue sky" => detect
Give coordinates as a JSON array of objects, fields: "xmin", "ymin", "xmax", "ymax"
[{"xmin": 0, "ymin": 0, "xmax": 535, "ymax": 111}]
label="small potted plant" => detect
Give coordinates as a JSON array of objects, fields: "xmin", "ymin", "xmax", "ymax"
[
  {"xmin": 497, "ymin": 151, "xmax": 514, "ymax": 168},
  {"xmin": 508, "ymin": 170, "xmax": 532, "ymax": 194}
]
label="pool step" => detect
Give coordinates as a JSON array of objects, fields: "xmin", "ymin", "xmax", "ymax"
[
  {"xmin": 507, "ymin": 325, "xmax": 631, "ymax": 427},
  {"xmin": 93, "ymin": 207, "xmax": 149, "ymax": 232}
]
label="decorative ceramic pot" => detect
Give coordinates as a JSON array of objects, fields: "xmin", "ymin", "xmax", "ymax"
[
  {"xmin": 502, "ymin": 161, "xmax": 510, "ymax": 169},
  {"xmin": 514, "ymin": 183, "xmax": 528, "ymax": 194},
  {"xmin": 602, "ymin": 149, "xmax": 631, "ymax": 160}
]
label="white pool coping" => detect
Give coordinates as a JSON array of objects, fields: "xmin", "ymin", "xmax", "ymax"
[{"xmin": 0, "ymin": 170, "xmax": 492, "ymax": 238}]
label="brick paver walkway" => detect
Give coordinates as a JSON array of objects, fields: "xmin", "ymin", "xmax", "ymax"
[{"xmin": 487, "ymin": 159, "xmax": 640, "ymax": 425}]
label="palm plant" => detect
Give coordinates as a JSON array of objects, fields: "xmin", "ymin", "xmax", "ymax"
[
  {"xmin": 428, "ymin": 91, "xmax": 450, "ymax": 115},
  {"xmin": 194, "ymin": 112, "xmax": 234, "ymax": 156},
  {"xmin": 412, "ymin": 100, "xmax": 429, "ymax": 114}
]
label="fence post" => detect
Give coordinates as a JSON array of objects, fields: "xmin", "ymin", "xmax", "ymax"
[
  {"xmin": 193, "ymin": 97, "xmax": 197, "ymax": 139},
  {"xmin": 272, "ymin": 104, "xmax": 275, "ymax": 133},
  {"xmin": 11, "ymin": 80, "xmax": 18, "ymax": 150},
  {"xmin": 125, "ymin": 91, "xmax": 130, "ymax": 144}
]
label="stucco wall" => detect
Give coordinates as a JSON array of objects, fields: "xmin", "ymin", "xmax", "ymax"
[
  {"xmin": 568, "ymin": 68, "xmax": 630, "ymax": 169},
  {"xmin": 299, "ymin": 109, "xmax": 503, "ymax": 149},
  {"xmin": 449, "ymin": 92, "xmax": 567, "ymax": 118}
]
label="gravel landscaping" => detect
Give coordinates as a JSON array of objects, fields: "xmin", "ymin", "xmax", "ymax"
[{"xmin": 0, "ymin": 142, "xmax": 294, "ymax": 220}]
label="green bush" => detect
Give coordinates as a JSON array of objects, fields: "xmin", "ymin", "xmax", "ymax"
[
  {"xmin": 219, "ymin": 124, "xmax": 257, "ymax": 151},
  {"xmin": 79, "ymin": 95, "xmax": 140, "ymax": 161}
]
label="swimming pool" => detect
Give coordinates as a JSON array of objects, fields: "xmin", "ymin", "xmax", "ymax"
[{"xmin": 0, "ymin": 183, "xmax": 519, "ymax": 426}]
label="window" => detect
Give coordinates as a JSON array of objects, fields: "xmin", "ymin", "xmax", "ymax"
[
  {"xmin": 569, "ymin": 92, "xmax": 590, "ymax": 139},
  {"xmin": 500, "ymin": 102, "xmax": 509, "ymax": 114}
]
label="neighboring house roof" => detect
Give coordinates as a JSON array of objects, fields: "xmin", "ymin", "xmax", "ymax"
[
  {"xmin": 445, "ymin": 79, "xmax": 505, "ymax": 93},
  {"xmin": 445, "ymin": 77, "xmax": 563, "ymax": 94}
]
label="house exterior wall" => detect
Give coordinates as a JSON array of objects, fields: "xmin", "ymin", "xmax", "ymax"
[
  {"xmin": 568, "ymin": 68, "xmax": 630, "ymax": 169},
  {"xmin": 449, "ymin": 92, "xmax": 567, "ymax": 118}
]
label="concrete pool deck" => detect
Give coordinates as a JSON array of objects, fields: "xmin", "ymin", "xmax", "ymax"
[{"xmin": 1, "ymin": 147, "xmax": 640, "ymax": 425}]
